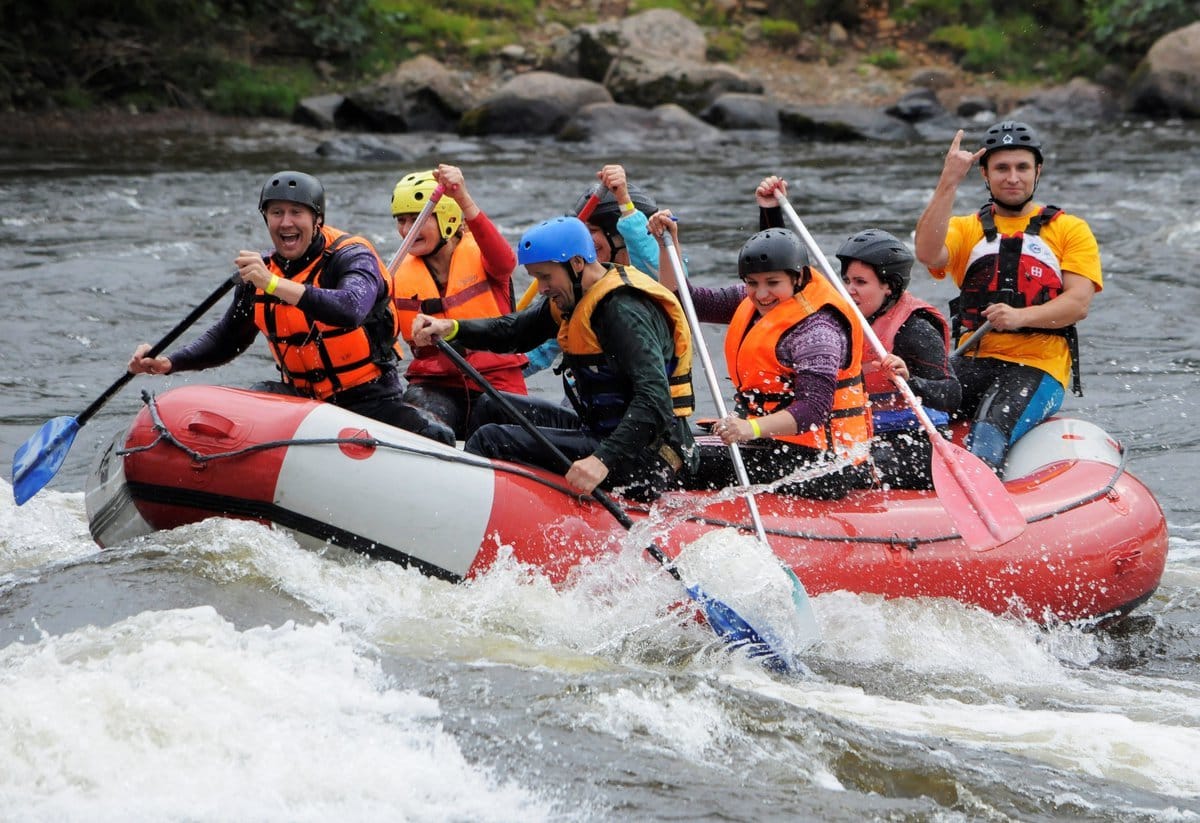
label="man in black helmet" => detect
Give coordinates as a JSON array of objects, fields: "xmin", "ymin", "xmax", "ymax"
[
  {"xmin": 913, "ymin": 123, "xmax": 1102, "ymax": 473},
  {"xmin": 129, "ymin": 170, "xmax": 454, "ymax": 446}
]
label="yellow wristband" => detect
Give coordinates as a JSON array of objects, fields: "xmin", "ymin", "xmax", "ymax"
[
  {"xmin": 749, "ymin": 418, "xmax": 762, "ymax": 438},
  {"xmin": 265, "ymin": 274, "xmax": 280, "ymax": 295},
  {"xmin": 444, "ymin": 319, "xmax": 460, "ymax": 342},
  {"xmin": 619, "ymin": 200, "xmax": 636, "ymax": 214}
]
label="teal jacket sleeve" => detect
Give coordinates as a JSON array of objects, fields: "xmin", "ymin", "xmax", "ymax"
[{"xmin": 617, "ymin": 210, "xmax": 660, "ymax": 280}]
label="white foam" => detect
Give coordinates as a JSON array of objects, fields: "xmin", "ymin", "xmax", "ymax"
[{"xmin": 0, "ymin": 606, "xmax": 551, "ymax": 821}]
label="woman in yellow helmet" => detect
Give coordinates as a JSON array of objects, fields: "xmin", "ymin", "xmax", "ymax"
[{"xmin": 389, "ymin": 164, "xmax": 528, "ymax": 439}]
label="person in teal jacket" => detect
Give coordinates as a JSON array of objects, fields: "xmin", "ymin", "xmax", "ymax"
[{"xmin": 521, "ymin": 164, "xmax": 661, "ymax": 375}]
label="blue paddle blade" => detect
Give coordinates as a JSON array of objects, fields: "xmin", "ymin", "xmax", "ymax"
[
  {"xmin": 11, "ymin": 415, "xmax": 80, "ymax": 505},
  {"xmin": 687, "ymin": 584, "xmax": 805, "ymax": 676}
]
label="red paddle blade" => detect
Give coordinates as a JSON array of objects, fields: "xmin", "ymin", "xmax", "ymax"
[{"xmin": 929, "ymin": 437, "xmax": 1026, "ymax": 551}]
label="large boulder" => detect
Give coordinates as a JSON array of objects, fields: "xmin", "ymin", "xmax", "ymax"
[
  {"xmin": 545, "ymin": 8, "xmax": 755, "ymax": 113},
  {"xmin": 1126, "ymin": 22, "xmax": 1200, "ymax": 118},
  {"xmin": 780, "ymin": 105, "xmax": 920, "ymax": 142},
  {"xmin": 557, "ymin": 9, "xmax": 708, "ymax": 81},
  {"xmin": 558, "ymin": 102, "xmax": 721, "ymax": 145},
  {"xmin": 606, "ymin": 57, "xmax": 762, "ymax": 114},
  {"xmin": 1006, "ymin": 77, "xmax": 1120, "ymax": 123},
  {"xmin": 337, "ymin": 56, "xmax": 475, "ymax": 132},
  {"xmin": 459, "ymin": 71, "xmax": 612, "ymax": 136}
]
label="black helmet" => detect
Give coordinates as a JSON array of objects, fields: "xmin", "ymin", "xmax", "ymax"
[
  {"xmin": 738, "ymin": 228, "xmax": 808, "ymax": 278},
  {"xmin": 979, "ymin": 121, "xmax": 1043, "ymax": 166},
  {"xmin": 835, "ymin": 229, "xmax": 914, "ymax": 294},
  {"xmin": 573, "ymin": 183, "xmax": 658, "ymax": 236},
  {"xmin": 259, "ymin": 171, "xmax": 325, "ymax": 221}
]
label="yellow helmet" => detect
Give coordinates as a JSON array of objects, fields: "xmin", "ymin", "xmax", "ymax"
[{"xmin": 390, "ymin": 170, "xmax": 463, "ymax": 240}]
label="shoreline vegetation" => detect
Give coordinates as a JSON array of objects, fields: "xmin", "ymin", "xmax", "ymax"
[{"xmin": 2, "ymin": 0, "xmax": 1194, "ymax": 144}]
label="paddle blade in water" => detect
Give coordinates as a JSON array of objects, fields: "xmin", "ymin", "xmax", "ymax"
[
  {"xmin": 11, "ymin": 415, "xmax": 81, "ymax": 505},
  {"xmin": 674, "ymin": 528, "xmax": 819, "ymax": 675},
  {"xmin": 930, "ymin": 438, "xmax": 1026, "ymax": 551}
]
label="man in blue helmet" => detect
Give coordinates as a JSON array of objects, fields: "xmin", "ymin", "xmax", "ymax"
[
  {"xmin": 412, "ymin": 215, "xmax": 698, "ymax": 500},
  {"xmin": 914, "ymin": 122, "xmax": 1102, "ymax": 472}
]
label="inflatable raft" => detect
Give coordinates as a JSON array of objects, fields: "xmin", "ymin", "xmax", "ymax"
[{"xmin": 85, "ymin": 385, "xmax": 1168, "ymax": 625}]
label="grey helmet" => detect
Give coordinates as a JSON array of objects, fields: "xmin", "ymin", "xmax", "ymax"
[{"xmin": 259, "ymin": 171, "xmax": 325, "ymax": 221}]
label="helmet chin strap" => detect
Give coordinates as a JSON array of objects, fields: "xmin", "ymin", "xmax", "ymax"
[
  {"xmin": 564, "ymin": 260, "xmax": 585, "ymax": 310},
  {"xmin": 603, "ymin": 230, "xmax": 624, "ymax": 262}
]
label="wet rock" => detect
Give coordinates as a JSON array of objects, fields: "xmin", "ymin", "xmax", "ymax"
[
  {"xmin": 780, "ymin": 104, "xmax": 919, "ymax": 142},
  {"xmin": 700, "ymin": 92, "xmax": 782, "ymax": 130},
  {"xmin": 459, "ymin": 71, "xmax": 612, "ymax": 136},
  {"xmin": 558, "ymin": 102, "xmax": 721, "ymax": 145},
  {"xmin": 885, "ymin": 88, "xmax": 947, "ymax": 122}
]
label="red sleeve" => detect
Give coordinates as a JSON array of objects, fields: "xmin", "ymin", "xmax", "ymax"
[{"xmin": 467, "ymin": 211, "xmax": 516, "ymax": 282}]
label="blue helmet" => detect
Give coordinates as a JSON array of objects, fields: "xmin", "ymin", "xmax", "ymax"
[{"xmin": 517, "ymin": 216, "xmax": 597, "ymax": 266}]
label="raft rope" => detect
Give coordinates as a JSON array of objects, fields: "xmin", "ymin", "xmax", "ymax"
[
  {"xmin": 121, "ymin": 389, "xmax": 584, "ymax": 497},
  {"xmin": 123, "ymin": 391, "xmax": 1130, "ymax": 551}
]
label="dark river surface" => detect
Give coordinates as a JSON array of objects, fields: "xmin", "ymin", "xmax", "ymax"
[{"xmin": 1, "ymin": 116, "xmax": 1198, "ymax": 820}]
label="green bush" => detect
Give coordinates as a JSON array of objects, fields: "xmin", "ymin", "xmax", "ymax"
[
  {"xmin": 761, "ymin": 18, "xmax": 803, "ymax": 49},
  {"xmin": 1086, "ymin": 0, "xmax": 1195, "ymax": 59},
  {"xmin": 864, "ymin": 48, "xmax": 904, "ymax": 70},
  {"xmin": 706, "ymin": 30, "xmax": 746, "ymax": 62},
  {"xmin": 205, "ymin": 62, "xmax": 316, "ymax": 117}
]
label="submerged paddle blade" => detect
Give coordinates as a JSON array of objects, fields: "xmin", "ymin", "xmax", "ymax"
[
  {"xmin": 930, "ymin": 438, "xmax": 1026, "ymax": 551},
  {"xmin": 11, "ymin": 415, "xmax": 81, "ymax": 505},
  {"xmin": 674, "ymin": 528, "xmax": 819, "ymax": 675}
]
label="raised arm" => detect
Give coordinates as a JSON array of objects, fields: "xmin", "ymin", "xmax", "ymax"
[{"xmin": 914, "ymin": 130, "xmax": 985, "ymax": 271}]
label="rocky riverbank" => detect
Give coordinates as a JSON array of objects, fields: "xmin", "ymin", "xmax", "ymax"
[
  {"xmin": 0, "ymin": 37, "xmax": 1033, "ymax": 148},
  {"xmin": 4, "ymin": 14, "xmax": 1195, "ymax": 149}
]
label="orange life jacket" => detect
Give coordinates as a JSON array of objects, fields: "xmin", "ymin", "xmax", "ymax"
[
  {"xmin": 254, "ymin": 226, "xmax": 399, "ymax": 401},
  {"xmin": 392, "ymin": 234, "xmax": 527, "ymax": 393},
  {"xmin": 724, "ymin": 274, "xmax": 871, "ymax": 460}
]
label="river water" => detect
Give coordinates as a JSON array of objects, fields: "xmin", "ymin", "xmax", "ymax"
[{"xmin": 1, "ymin": 116, "xmax": 1198, "ymax": 821}]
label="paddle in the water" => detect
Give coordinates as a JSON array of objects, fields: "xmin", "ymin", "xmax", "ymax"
[
  {"xmin": 11, "ymin": 274, "xmax": 238, "ymax": 505},
  {"xmin": 435, "ymin": 338, "xmax": 810, "ymax": 674},
  {"xmin": 657, "ymin": 227, "xmax": 820, "ymax": 651},
  {"xmin": 777, "ymin": 195, "xmax": 1026, "ymax": 552}
]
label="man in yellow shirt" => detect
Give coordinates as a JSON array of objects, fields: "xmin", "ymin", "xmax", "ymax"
[{"xmin": 914, "ymin": 121, "xmax": 1102, "ymax": 471}]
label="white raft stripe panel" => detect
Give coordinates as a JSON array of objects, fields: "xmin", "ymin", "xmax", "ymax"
[{"xmin": 274, "ymin": 403, "xmax": 496, "ymax": 580}]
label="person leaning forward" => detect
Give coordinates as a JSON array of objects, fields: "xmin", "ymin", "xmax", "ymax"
[
  {"xmin": 411, "ymin": 215, "xmax": 698, "ymax": 501},
  {"xmin": 129, "ymin": 170, "xmax": 455, "ymax": 446},
  {"xmin": 913, "ymin": 121, "xmax": 1102, "ymax": 472}
]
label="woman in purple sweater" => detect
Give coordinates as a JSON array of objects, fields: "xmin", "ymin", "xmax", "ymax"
[{"xmin": 649, "ymin": 177, "xmax": 874, "ymax": 499}]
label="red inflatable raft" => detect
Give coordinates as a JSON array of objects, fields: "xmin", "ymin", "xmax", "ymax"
[{"xmin": 85, "ymin": 385, "xmax": 1168, "ymax": 625}]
